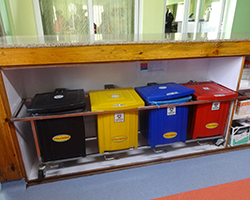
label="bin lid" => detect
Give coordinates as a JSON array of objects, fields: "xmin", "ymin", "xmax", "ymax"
[
  {"xmin": 135, "ymin": 82, "xmax": 195, "ymax": 102},
  {"xmin": 182, "ymin": 81, "xmax": 238, "ymax": 100},
  {"xmin": 150, "ymin": 96, "xmax": 192, "ymax": 106},
  {"xmin": 27, "ymin": 89, "xmax": 86, "ymax": 114},
  {"xmin": 89, "ymin": 87, "xmax": 144, "ymax": 111}
]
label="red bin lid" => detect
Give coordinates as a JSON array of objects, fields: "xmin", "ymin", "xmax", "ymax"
[{"xmin": 182, "ymin": 81, "xmax": 238, "ymax": 100}]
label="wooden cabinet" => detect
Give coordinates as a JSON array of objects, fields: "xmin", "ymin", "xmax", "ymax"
[{"xmin": 0, "ymin": 41, "xmax": 249, "ymax": 185}]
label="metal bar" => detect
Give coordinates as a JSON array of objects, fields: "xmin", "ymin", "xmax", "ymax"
[
  {"xmin": 87, "ymin": 0, "xmax": 94, "ymax": 43},
  {"xmin": 30, "ymin": 120, "xmax": 41, "ymax": 158},
  {"xmin": 11, "ymin": 97, "xmax": 239, "ymax": 122},
  {"xmin": 193, "ymin": 0, "xmax": 201, "ymax": 40},
  {"xmin": 181, "ymin": 0, "xmax": 190, "ymax": 40},
  {"xmin": 85, "ymin": 136, "xmax": 97, "ymax": 141},
  {"xmin": 134, "ymin": 0, "xmax": 139, "ymax": 42},
  {"xmin": 216, "ymin": 0, "xmax": 226, "ymax": 38},
  {"xmin": 32, "ymin": 0, "xmax": 45, "ymax": 43},
  {"xmin": 138, "ymin": 0, "xmax": 143, "ymax": 41},
  {"xmin": 185, "ymin": 135, "xmax": 223, "ymax": 143}
]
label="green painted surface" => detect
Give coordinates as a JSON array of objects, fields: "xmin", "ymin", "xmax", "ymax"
[
  {"xmin": 231, "ymin": 0, "xmax": 250, "ymax": 33},
  {"xmin": 142, "ymin": 0, "xmax": 165, "ymax": 39},
  {"xmin": 7, "ymin": 0, "xmax": 37, "ymax": 35}
]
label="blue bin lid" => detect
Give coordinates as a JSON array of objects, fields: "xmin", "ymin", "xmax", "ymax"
[
  {"xmin": 135, "ymin": 82, "xmax": 195, "ymax": 102},
  {"xmin": 150, "ymin": 96, "xmax": 192, "ymax": 106}
]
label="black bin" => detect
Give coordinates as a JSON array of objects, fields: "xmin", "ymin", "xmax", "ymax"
[{"xmin": 27, "ymin": 89, "xmax": 86, "ymax": 162}]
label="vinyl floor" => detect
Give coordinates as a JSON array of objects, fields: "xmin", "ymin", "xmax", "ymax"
[{"xmin": 1, "ymin": 148, "xmax": 250, "ymax": 200}]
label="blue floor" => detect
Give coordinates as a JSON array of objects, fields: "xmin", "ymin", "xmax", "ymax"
[{"xmin": 1, "ymin": 148, "xmax": 250, "ymax": 200}]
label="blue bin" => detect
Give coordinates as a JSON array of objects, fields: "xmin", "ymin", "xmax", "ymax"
[{"xmin": 135, "ymin": 83, "xmax": 195, "ymax": 148}]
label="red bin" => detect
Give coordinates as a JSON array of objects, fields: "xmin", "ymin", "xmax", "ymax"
[{"xmin": 183, "ymin": 82, "xmax": 238, "ymax": 139}]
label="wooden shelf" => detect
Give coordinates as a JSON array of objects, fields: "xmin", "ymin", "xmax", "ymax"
[{"xmin": 1, "ymin": 40, "xmax": 250, "ymax": 183}]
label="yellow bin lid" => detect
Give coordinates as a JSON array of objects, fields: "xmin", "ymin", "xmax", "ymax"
[{"xmin": 89, "ymin": 87, "xmax": 145, "ymax": 111}]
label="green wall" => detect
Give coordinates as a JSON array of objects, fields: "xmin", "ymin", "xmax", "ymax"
[
  {"xmin": 166, "ymin": 0, "xmax": 183, "ymax": 5},
  {"xmin": 7, "ymin": 0, "xmax": 37, "ymax": 35},
  {"xmin": 142, "ymin": 0, "xmax": 165, "ymax": 39},
  {"xmin": 231, "ymin": 0, "xmax": 250, "ymax": 34},
  {"xmin": 222, "ymin": 0, "xmax": 250, "ymax": 39}
]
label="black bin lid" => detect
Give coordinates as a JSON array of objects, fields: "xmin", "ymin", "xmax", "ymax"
[{"xmin": 27, "ymin": 89, "xmax": 86, "ymax": 114}]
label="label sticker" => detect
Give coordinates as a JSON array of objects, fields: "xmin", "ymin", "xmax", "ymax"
[
  {"xmin": 167, "ymin": 107, "xmax": 176, "ymax": 116},
  {"xmin": 203, "ymin": 87, "xmax": 210, "ymax": 90},
  {"xmin": 111, "ymin": 135, "xmax": 128, "ymax": 143},
  {"xmin": 113, "ymin": 104, "xmax": 124, "ymax": 107},
  {"xmin": 234, "ymin": 131, "xmax": 249, "ymax": 143},
  {"xmin": 214, "ymin": 94, "xmax": 225, "ymax": 97},
  {"xmin": 205, "ymin": 123, "xmax": 218, "ymax": 129},
  {"xmin": 52, "ymin": 134, "xmax": 71, "ymax": 142},
  {"xmin": 163, "ymin": 132, "xmax": 177, "ymax": 139},
  {"xmin": 212, "ymin": 102, "xmax": 220, "ymax": 110},
  {"xmin": 114, "ymin": 113, "xmax": 124, "ymax": 122},
  {"xmin": 166, "ymin": 92, "xmax": 178, "ymax": 96},
  {"xmin": 159, "ymin": 86, "xmax": 167, "ymax": 89},
  {"xmin": 54, "ymin": 94, "xmax": 64, "ymax": 99},
  {"xmin": 111, "ymin": 94, "xmax": 120, "ymax": 98}
]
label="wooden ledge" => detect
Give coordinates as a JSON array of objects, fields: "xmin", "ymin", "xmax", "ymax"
[{"xmin": 0, "ymin": 40, "xmax": 250, "ymax": 67}]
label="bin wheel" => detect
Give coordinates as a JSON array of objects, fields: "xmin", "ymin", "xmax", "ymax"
[
  {"xmin": 38, "ymin": 169, "xmax": 45, "ymax": 180},
  {"xmin": 38, "ymin": 164, "xmax": 46, "ymax": 181}
]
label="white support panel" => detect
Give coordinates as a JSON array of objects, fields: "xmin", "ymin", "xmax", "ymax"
[
  {"xmin": 2, "ymin": 59, "xmax": 210, "ymax": 98},
  {"xmin": 207, "ymin": 56, "xmax": 243, "ymax": 90}
]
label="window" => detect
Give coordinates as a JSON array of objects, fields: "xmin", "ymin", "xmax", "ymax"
[{"xmin": 39, "ymin": 0, "xmax": 134, "ymax": 42}]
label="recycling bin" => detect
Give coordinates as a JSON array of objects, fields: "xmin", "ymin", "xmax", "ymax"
[
  {"xmin": 27, "ymin": 89, "xmax": 86, "ymax": 162},
  {"xmin": 182, "ymin": 81, "xmax": 238, "ymax": 139},
  {"xmin": 89, "ymin": 87, "xmax": 144, "ymax": 153},
  {"xmin": 135, "ymin": 82, "xmax": 195, "ymax": 148}
]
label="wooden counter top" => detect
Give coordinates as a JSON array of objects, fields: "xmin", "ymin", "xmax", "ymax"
[{"xmin": 0, "ymin": 40, "xmax": 250, "ymax": 67}]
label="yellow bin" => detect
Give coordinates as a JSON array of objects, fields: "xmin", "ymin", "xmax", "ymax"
[{"xmin": 89, "ymin": 87, "xmax": 144, "ymax": 153}]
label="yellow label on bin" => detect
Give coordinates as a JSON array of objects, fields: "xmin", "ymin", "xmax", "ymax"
[
  {"xmin": 111, "ymin": 135, "xmax": 128, "ymax": 143},
  {"xmin": 52, "ymin": 134, "xmax": 71, "ymax": 142},
  {"xmin": 163, "ymin": 132, "xmax": 177, "ymax": 139},
  {"xmin": 205, "ymin": 123, "xmax": 218, "ymax": 129}
]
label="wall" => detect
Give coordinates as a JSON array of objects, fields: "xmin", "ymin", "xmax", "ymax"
[
  {"xmin": 222, "ymin": 0, "xmax": 250, "ymax": 40},
  {"xmin": 142, "ymin": 0, "xmax": 165, "ymax": 39},
  {"xmin": 166, "ymin": 0, "xmax": 183, "ymax": 5},
  {"xmin": 6, "ymin": 0, "xmax": 37, "ymax": 35},
  {"xmin": 231, "ymin": 0, "xmax": 250, "ymax": 35}
]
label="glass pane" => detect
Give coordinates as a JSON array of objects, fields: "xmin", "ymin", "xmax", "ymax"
[
  {"xmin": 1, "ymin": 0, "xmax": 250, "ymax": 45},
  {"xmin": 92, "ymin": 0, "xmax": 134, "ymax": 42},
  {"xmin": 0, "ymin": 13, "xmax": 6, "ymax": 37},
  {"xmin": 167, "ymin": 2, "xmax": 184, "ymax": 34},
  {"xmin": 199, "ymin": 0, "xmax": 222, "ymax": 39},
  {"xmin": 165, "ymin": 1, "xmax": 183, "ymax": 41},
  {"xmin": 39, "ymin": 0, "xmax": 89, "ymax": 42}
]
